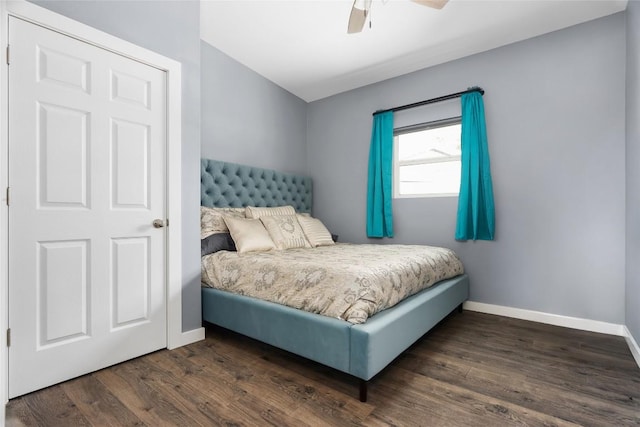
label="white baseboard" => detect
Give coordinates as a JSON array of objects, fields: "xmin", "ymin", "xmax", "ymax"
[
  {"xmin": 168, "ymin": 327, "xmax": 205, "ymax": 350},
  {"xmin": 463, "ymin": 301, "xmax": 626, "ymax": 336},
  {"xmin": 623, "ymin": 326, "xmax": 640, "ymax": 368},
  {"xmin": 463, "ymin": 301, "xmax": 640, "ymax": 369}
]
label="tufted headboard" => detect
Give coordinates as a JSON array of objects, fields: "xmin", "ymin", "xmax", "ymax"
[{"xmin": 200, "ymin": 159, "xmax": 312, "ymax": 213}]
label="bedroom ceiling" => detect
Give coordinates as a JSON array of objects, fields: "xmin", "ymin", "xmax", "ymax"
[{"xmin": 200, "ymin": 0, "xmax": 627, "ymax": 102}]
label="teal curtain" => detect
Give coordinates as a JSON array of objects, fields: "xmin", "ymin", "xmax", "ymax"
[
  {"xmin": 456, "ymin": 91, "xmax": 495, "ymax": 241},
  {"xmin": 367, "ymin": 111, "xmax": 394, "ymax": 238}
]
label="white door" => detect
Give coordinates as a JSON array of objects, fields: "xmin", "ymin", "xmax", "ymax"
[{"xmin": 7, "ymin": 16, "xmax": 167, "ymax": 398}]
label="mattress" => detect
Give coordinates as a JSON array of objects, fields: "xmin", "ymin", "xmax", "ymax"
[{"xmin": 201, "ymin": 243, "xmax": 464, "ymax": 324}]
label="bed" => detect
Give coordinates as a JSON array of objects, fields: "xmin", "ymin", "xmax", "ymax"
[{"xmin": 200, "ymin": 158, "xmax": 469, "ymax": 401}]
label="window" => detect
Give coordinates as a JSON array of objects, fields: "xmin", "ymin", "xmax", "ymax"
[{"xmin": 393, "ymin": 118, "xmax": 461, "ymax": 198}]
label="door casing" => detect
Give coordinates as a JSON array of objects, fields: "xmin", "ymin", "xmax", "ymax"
[{"xmin": 0, "ymin": 0, "xmax": 202, "ymax": 412}]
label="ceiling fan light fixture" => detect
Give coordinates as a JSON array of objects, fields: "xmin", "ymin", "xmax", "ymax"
[
  {"xmin": 411, "ymin": 0, "xmax": 449, "ymax": 10},
  {"xmin": 347, "ymin": 0, "xmax": 447, "ymax": 34},
  {"xmin": 347, "ymin": 0, "xmax": 372, "ymax": 34}
]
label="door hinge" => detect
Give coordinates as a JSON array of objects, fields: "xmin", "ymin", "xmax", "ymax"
[
  {"xmin": 6, "ymin": 45, "xmax": 9, "ymax": 65},
  {"xmin": 6, "ymin": 187, "xmax": 9, "ymax": 206},
  {"xmin": 6, "ymin": 328, "xmax": 10, "ymax": 347}
]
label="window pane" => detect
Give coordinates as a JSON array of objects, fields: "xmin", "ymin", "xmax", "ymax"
[
  {"xmin": 394, "ymin": 120, "xmax": 462, "ymax": 198},
  {"xmin": 398, "ymin": 161, "xmax": 461, "ymax": 195},
  {"xmin": 397, "ymin": 124, "xmax": 461, "ymax": 162}
]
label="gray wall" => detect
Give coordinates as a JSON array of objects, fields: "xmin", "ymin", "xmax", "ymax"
[
  {"xmin": 201, "ymin": 42, "xmax": 307, "ymax": 176},
  {"xmin": 307, "ymin": 13, "xmax": 627, "ymax": 324},
  {"xmin": 26, "ymin": 1, "xmax": 633, "ymax": 334},
  {"xmin": 626, "ymin": 2, "xmax": 640, "ymax": 343},
  {"xmin": 28, "ymin": 0, "xmax": 203, "ymax": 332}
]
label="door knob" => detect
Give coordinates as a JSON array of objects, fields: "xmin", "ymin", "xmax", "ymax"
[{"xmin": 152, "ymin": 219, "xmax": 165, "ymax": 228}]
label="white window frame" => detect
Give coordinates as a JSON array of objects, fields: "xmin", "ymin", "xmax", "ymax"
[{"xmin": 393, "ymin": 117, "xmax": 462, "ymax": 199}]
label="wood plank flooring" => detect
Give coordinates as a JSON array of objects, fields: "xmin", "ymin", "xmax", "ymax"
[{"xmin": 6, "ymin": 311, "xmax": 640, "ymax": 426}]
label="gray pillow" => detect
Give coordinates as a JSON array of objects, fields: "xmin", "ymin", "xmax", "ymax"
[{"xmin": 201, "ymin": 233, "xmax": 236, "ymax": 256}]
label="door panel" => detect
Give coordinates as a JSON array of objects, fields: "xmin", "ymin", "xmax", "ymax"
[
  {"xmin": 8, "ymin": 17, "xmax": 167, "ymax": 398},
  {"xmin": 111, "ymin": 70, "xmax": 150, "ymax": 108},
  {"xmin": 111, "ymin": 237, "xmax": 150, "ymax": 328},
  {"xmin": 37, "ymin": 46, "xmax": 90, "ymax": 92},
  {"xmin": 38, "ymin": 239, "xmax": 90, "ymax": 346},
  {"xmin": 38, "ymin": 103, "xmax": 89, "ymax": 208},
  {"xmin": 111, "ymin": 119, "xmax": 149, "ymax": 209}
]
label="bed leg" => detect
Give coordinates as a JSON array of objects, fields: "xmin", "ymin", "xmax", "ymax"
[
  {"xmin": 457, "ymin": 303, "xmax": 463, "ymax": 313},
  {"xmin": 359, "ymin": 379, "xmax": 368, "ymax": 402}
]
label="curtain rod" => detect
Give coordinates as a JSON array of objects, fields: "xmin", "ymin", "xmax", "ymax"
[{"xmin": 373, "ymin": 86, "xmax": 484, "ymax": 116}]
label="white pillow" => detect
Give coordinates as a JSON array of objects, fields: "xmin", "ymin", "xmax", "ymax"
[
  {"xmin": 245, "ymin": 205, "xmax": 296, "ymax": 219},
  {"xmin": 200, "ymin": 206, "xmax": 245, "ymax": 239},
  {"xmin": 224, "ymin": 216, "xmax": 276, "ymax": 254},
  {"xmin": 297, "ymin": 215, "xmax": 335, "ymax": 247},
  {"xmin": 260, "ymin": 215, "xmax": 311, "ymax": 250}
]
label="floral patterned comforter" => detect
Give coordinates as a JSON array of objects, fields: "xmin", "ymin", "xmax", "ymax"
[{"xmin": 201, "ymin": 244, "xmax": 464, "ymax": 324}]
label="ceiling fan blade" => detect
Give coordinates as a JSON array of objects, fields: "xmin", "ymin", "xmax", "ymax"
[
  {"xmin": 411, "ymin": 0, "xmax": 449, "ymax": 9},
  {"xmin": 347, "ymin": 0, "xmax": 372, "ymax": 34}
]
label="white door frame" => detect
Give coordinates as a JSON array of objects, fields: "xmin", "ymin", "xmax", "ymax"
[{"xmin": 0, "ymin": 0, "xmax": 201, "ymax": 413}]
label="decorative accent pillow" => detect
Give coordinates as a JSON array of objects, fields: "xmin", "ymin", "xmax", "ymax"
[
  {"xmin": 297, "ymin": 215, "xmax": 335, "ymax": 247},
  {"xmin": 201, "ymin": 233, "xmax": 236, "ymax": 257},
  {"xmin": 260, "ymin": 215, "xmax": 311, "ymax": 250},
  {"xmin": 200, "ymin": 206, "xmax": 245, "ymax": 239},
  {"xmin": 224, "ymin": 216, "xmax": 276, "ymax": 254},
  {"xmin": 245, "ymin": 205, "xmax": 296, "ymax": 219}
]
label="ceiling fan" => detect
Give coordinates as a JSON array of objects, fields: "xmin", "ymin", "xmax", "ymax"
[{"xmin": 347, "ymin": 0, "xmax": 449, "ymax": 34}]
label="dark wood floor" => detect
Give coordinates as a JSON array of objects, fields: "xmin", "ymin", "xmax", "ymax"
[{"xmin": 6, "ymin": 311, "xmax": 640, "ymax": 426}]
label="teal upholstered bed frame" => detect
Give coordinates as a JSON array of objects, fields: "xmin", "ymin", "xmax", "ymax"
[
  {"xmin": 200, "ymin": 158, "xmax": 469, "ymax": 401},
  {"xmin": 200, "ymin": 159, "xmax": 312, "ymax": 212}
]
